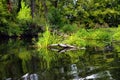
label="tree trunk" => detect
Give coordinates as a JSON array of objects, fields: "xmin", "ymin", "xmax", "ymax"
[
  {"xmin": 53, "ymin": 0, "xmax": 58, "ymax": 8},
  {"xmin": 31, "ymin": 0, "xmax": 35, "ymax": 18},
  {"xmin": 7, "ymin": 0, "xmax": 12, "ymax": 12},
  {"xmin": 42, "ymin": 0, "xmax": 48, "ymax": 21},
  {"xmin": 17, "ymin": 0, "xmax": 21, "ymax": 12}
]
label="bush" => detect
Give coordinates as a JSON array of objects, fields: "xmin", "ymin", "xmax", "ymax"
[
  {"xmin": 48, "ymin": 8, "xmax": 63, "ymax": 28},
  {"xmin": 17, "ymin": 0, "xmax": 32, "ymax": 21},
  {"xmin": 61, "ymin": 23, "xmax": 78, "ymax": 33},
  {"xmin": 7, "ymin": 22, "xmax": 22, "ymax": 36}
]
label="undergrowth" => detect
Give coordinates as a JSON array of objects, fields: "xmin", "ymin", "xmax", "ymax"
[{"xmin": 37, "ymin": 26, "xmax": 119, "ymax": 48}]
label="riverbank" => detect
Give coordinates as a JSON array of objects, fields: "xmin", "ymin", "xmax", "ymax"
[{"xmin": 37, "ymin": 26, "xmax": 120, "ymax": 49}]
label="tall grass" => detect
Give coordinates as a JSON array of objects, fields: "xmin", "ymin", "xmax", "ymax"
[
  {"xmin": 89, "ymin": 29, "xmax": 112, "ymax": 41},
  {"xmin": 37, "ymin": 25, "xmax": 62, "ymax": 48},
  {"xmin": 61, "ymin": 23, "xmax": 78, "ymax": 33},
  {"xmin": 37, "ymin": 49, "xmax": 58, "ymax": 68},
  {"xmin": 36, "ymin": 26, "xmax": 120, "ymax": 69},
  {"xmin": 37, "ymin": 26, "xmax": 50, "ymax": 48},
  {"xmin": 37, "ymin": 25, "xmax": 117, "ymax": 48},
  {"xmin": 62, "ymin": 30, "xmax": 87, "ymax": 47},
  {"xmin": 113, "ymin": 26, "xmax": 120, "ymax": 41}
]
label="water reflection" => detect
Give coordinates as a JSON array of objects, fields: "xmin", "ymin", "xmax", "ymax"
[
  {"xmin": 0, "ymin": 39, "xmax": 120, "ymax": 80},
  {"xmin": 21, "ymin": 73, "xmax": 38, "ymax": 80}
]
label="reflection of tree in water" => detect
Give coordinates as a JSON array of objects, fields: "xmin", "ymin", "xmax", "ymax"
[
  {"xmin": 45, "ymin": 53, "xmax": 72, "ymax": 80},
  {"xmin": 0, "ymin": 39, "xmax": 41, "ymax": 80},
  {"xmin": 1, "ymin": 54, "xmax": 23, "ymax": 80},
  {"xmin": 109, "ymin": 52, "xmax": 120, "ymax": 80},
  {"xmin": 1, "ymin": 39, "xmax": 120, "ymax": 80},
  {"xmin": 77, "ymin": 45, "xmax": 120, "ymax": 80}
]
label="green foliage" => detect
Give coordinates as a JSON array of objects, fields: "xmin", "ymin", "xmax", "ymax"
[
  {"xmin": 37, "ymin": 27, "xmax": 116, "ymax": 48},
  {"xmin": 7, "ymin": 22, "xmax": 22, "ymax": 36},
  {"xmin": 90, "ymin": 29, "xmax": 112, "ymax": 41},
  {"xmin": 86, "ymin": 40, "xmax": 106, "ymax": 48},
  {"xmin": 60, "ymin": 0, "xmax": 120, "ymax": 28},
  {"xmin": 37, "ymin": 25, "xmax": 62, "ymax": 48},
  {"xmin": 113, "ymin": 43, "xmax": 120, "ymax": 52},
  {"xmin": 1, "ymin": 0, "xmax": 120, "ymax": 36},
  {"xmin": 37, "ymin": 26, "xmax": 50, "ymax": 48},
  {"xmin": 16, "ymin": 0, "xmax": 33, "ymax": 36},
  {"xmin": 113, "ymin": 26, "xmax": 120, "ymax": 41},
  {"xmin": 17, "ymin": 0, "xmax": 32, "ymax": 21},
  {"xmin": 0, "ymin": 1, "xmax": 22, "ymax": 36},
  {"xmin": 63, "ymin": 33, "xmax": 86, "ymax": 47},
  {"xmin": 0, "ymin": 1, "xmax": 9, "ymax": 24},
  {"xmin": 48, "ymin": 8, "xmax": 63, "ymax": 28},
  {"xmin": 37, "ymin": 49, "xmax": 58, "ymax": 68},
  {"xmin": 75, "ymin": 29, "xmax": 90, "ymax": 39},
  {"xmin": 0, "ymin": 1, "xmax": 9, "ymax": 27},
  {"xmin": 61, "ymin": 23, "xmax": 78, "ymax": 33},
  {"xmin": 62, "ymin": 29, "xmax": 89, "ymax": 46}
]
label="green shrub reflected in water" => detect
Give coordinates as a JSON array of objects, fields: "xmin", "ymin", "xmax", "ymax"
[{"xmin": 0, "ymin": 38, "xmax": 120, "ymax": 80}]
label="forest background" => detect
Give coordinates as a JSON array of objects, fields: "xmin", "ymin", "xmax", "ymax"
[{"xmin": 0, "ymin": 0, "xmax": 120, "ymax": 37}]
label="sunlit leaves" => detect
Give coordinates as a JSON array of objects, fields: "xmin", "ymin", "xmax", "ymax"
[
  {"xmin": 113, "ymin": 26, "xmax": 120, "ymax": 41},
  {"xmin": 17, "ymin": 0, "xmax": 32, "ymax": 21}
]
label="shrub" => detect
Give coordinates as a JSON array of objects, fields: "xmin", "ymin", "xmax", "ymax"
[
  {"xmin": 61, "ymin": 23, "xmax": 78, "ymax": 33},
  {"xmin": 47, "ymin": 8, "xmax": 63, "ymax": 28},
  {"xmin": 17, "ymin": 0, "xmax": 32, "ymax": 21},
  {"xmin": 7, "ymin": 22, "xmax": 22, "ymax": 36}
]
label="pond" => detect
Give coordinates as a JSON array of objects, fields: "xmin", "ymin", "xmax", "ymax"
[{"xmin": 0, "ymin": 38, "xmax": 120, "ymax": 80}]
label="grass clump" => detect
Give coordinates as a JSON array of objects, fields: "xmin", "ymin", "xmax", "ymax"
[
  {"xmin": 89, "ymin": 29, "xmax": 112, "ymax": 41},
  {"xmin": 37, "ymin": 25, "xmax": 118, "ymax": 48},
  {"xmin": 61, "ymin": 23, "xmax": 78, "ymax": 33},
  {"xmin": 113, "ymin": 26, "xmax": 120, "ymax": 41},
  {"xmin": 76, "ymin": 29, "xmax": 90, "ymax": 39},
  {"xmin": 37, "ymin": 25, "xmax": 62, "ymax": 48},
  {"xmin": 63, "ymin": 32, "xmax": 86, "ymax": 47},
  {"xmin": 37, "ymin": 26, "xmax": 50, "ymax": 48}
]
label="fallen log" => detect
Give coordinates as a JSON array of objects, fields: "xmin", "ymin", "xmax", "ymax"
[
  {"xmin": 48, "ymin": 44, "xmax": 76, "ymax": 49},
  {"xmin": 48, "ymin": 44, "xmax": 86, "ymax": 53}
]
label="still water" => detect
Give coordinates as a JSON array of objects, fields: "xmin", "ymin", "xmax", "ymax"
[{"xmin": 0, "ymin": 38, "xmax": 120, "ymax": 80}]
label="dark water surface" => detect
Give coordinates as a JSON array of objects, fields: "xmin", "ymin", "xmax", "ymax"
[{"xmin": 0, "ymin": 39, "xmax": 120, "ymax": 80}]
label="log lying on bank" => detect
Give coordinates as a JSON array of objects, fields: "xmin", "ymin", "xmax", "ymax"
[
  {"xmin": 48, "ymin": 44, "xmax": 86, "ymax": 53},
  {"xmin": 48, "ymin": 44, "xmax": 76, "ymax": 48}
]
